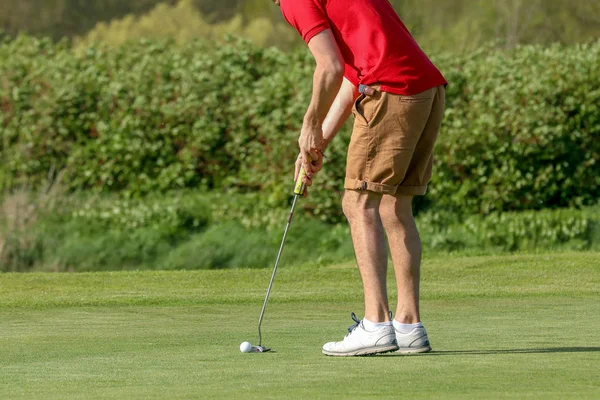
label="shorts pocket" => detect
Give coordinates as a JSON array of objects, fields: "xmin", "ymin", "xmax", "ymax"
[
  {"xmin": 352, "ymin": 94, "xmax": 368, "ymax": 126},
  {"xmin": 354, "ymin": 92, "xmax": 386, "ymax": 128},
  {"xmin": 397, "ymin": 87, "xmax": 435, "ymax": 104}
]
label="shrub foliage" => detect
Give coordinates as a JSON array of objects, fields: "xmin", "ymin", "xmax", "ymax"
[{"xmin": 0, "ymin": 36, "xmax": 598, "ymax": 221}]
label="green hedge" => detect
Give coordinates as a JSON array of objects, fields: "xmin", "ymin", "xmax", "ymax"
[
  {"xmin": 419, "ymin": 206, "xmax": 600, "ymax": 253},
  {"xmin": 433, "ymin": 44, "xmax": 600, "ymax": 214},
  {"xmin": 1, "ymin": 36, "xmax": 599, "ymax": 221}
]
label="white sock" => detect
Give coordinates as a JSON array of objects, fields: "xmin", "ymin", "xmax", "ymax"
[
  {"xmin": 363, "ymin": 318, "xmax": 392, "ymax": 331},
  {"xmin": 393, "ymin": 320, "xmax": 423, "ymax": 334}
]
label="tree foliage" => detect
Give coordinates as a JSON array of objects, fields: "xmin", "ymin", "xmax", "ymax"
[
  {"xmin": 390, "ymin": 0, "xmax": 600, "ymax": 52},
  {"xmin": 74, "ymin": 0, "xmax": 298, "ymax": 49},
  {"xmin": 0, "ymin": 0, "xmax": 598, "ymax": 51}
]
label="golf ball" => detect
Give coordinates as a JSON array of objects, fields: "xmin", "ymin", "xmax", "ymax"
[{"xmin": 240, "ymin": 341, "xmax": 253, "ymax": 353}]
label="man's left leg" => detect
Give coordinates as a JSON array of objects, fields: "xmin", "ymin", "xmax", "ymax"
[
  {"xmin": 321, "ymin": 189, "xmax": 398, "ymax": 356},
  {"xmin": 343, "ymin": 189, "xmax": 389, "ymax": 323},
  {"xmin": 380, "ymin": 193, "xmax": 431, "ymax": 354}
]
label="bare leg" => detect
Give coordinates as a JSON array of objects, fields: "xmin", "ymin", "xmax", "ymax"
[
  {"xmin": 379, "ymin": 195, "xmax": 421, "ymax": 324},
  {"xmin": 342, "ymin": 190, "xmax": 390, "ymax": 323}
]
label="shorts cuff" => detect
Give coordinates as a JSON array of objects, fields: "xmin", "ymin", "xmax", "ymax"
[
  {"xmin": 344, "ymin": 178, "xmax": 396, "ymax": 195},
  {"xmin": 395, "ymin": 185, "xmax": 428, "ymax": 196},
  {"xmin": 344, "ymin": 178, "xmax": 428, "ymax": 196}
]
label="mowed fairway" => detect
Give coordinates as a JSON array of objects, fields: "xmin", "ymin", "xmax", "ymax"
[{"xmin": 1, "ymin": 252, "xmax": 599, "ymax": 399}]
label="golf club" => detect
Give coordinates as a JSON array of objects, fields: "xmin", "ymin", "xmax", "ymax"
[{"xmin": 240, "ymin": 164, "xmax": 307, "ymax": 354}]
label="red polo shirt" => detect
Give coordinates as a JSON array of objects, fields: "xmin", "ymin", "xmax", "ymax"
[{"xmin": 280, "ymin": 0, "xmax": 447, "ymax": 95}]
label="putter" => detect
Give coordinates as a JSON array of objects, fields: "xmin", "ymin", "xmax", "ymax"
[{"xmin": 255, "ymin": 165, "xmax": 308, "ymax": 353}]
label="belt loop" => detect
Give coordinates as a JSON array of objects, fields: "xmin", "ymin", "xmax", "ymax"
[{"xmin": 358, "ymin": 84, "xmax": 376, "ymax": 96}]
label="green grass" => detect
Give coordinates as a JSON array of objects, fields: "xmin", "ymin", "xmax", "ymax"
[{"xmin": 1, "ymin": 252, "xmax": 599, "ymax": 399}]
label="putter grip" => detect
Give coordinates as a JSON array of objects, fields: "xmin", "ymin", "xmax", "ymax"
[{"xmin": 294, "ymin": 165, "xmax": 306, "ymax": 195}]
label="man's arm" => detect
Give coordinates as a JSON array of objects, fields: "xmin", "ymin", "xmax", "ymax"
[
  {"xmin": 298, "ymin": 29, "xmax": 344, "ymax": 180},
  {"xmin": 322, "ymin": 77, "xmax": 358, "ymax": 149},
  {"xmin": 304, "ymin": 30, "xmax": 345, "ymax": 130},
  {"xmin": 295, "ymin": 76, "xmax": 357, "ymax": 188}
]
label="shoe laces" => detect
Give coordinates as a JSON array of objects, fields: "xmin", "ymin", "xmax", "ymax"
[
  {"xmin": 346, "ymin": 311, "xmax": 394, "ymax": 337},
  {"xmin": 346, "ymin": 312, "xmax": 361, "ymax": 337}
]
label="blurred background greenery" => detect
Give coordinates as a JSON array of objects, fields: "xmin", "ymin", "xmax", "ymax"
[
  {"xmin": 1, "ymin": 0, "xmax": 599, "ymax": 50},
  {"xmin": 0, "ymin": 0, "xmax": 599, "ymax": 271}
]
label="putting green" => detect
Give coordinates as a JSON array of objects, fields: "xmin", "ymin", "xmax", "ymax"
[{"xmin": 1, "ymin": 252, "xmax": 599, "ymax": 399}]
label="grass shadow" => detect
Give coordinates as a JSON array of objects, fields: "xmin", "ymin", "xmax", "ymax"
[{"xmin": 417, "ymin": 347, "xmax": 600, "ymax": 356}]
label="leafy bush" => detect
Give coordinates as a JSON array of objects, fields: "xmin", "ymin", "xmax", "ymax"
[
  {"xmin": 432, "ymin": 42, "xmax": 600, "ymax": 214},
  {"xmin": 0, "ymin": 35, "xmax": 598, "ymax": 223},
  {"xmin": 419, "ymin": 205, "xmax": 600, "ymax": 253},
  {"xmin": 69, "ymin": 192, "xmax": 211, "ymax": 233}
]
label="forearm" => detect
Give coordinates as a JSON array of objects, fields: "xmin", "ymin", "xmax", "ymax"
[
  {"xmin": 322, "ymin": 78, "xmax": 358, "ymax": 149},
  {"xmin": 303, "ymin": 64, "xmax": 343, "ymax": 130},
  {"xmin": 295, "ymin": 29, "xmax": 345, "ymax": 181}
]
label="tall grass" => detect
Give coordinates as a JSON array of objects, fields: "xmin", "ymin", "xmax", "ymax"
[
  {"xmin": 1, "ymin": 189, "xmax": 598, "ymax": 272},
  {"xmin": 0, "ymin": 175, "xmax": 67, "ymax": 271}
]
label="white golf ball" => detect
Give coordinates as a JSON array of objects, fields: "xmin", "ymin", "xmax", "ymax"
[{"xmin": 240, "ymin": 341, "xmax": 253, "ymax": 353}]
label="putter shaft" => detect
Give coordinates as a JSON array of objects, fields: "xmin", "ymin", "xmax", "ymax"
[{"xmin": 257, "ymin": 193, "xmax": 301, "ymax": 347}]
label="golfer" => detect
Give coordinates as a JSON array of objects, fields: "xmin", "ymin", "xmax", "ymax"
[{"xmin": 274, "ymin": 0, "xmax": 447, "ymax": 356}]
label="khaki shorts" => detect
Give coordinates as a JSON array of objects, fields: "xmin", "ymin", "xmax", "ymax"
[{"xmin": 345, "ymin": 85, "xmax": 445, "ymax": 196}]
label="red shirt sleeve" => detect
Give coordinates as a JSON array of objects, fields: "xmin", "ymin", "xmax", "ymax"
[{"xmin": 280, "ymin": 0, "xmax": 330, "ymax": 44}]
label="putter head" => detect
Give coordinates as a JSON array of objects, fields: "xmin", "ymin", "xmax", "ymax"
[{"xmin": 255, "ymin": 345, "xmax": 271, "ymax": 353}]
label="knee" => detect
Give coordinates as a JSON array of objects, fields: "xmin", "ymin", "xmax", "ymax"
[
  {"xmin": 379, "ymin": 195, "xmax": 415, "ymax": 226},
  {"xmin": 342, "ymin": 193, "xmax": 356, "ymax": 220},
  {"xmin": 342, "ymin": 190, "xmax": 380, "ymax": 222}
]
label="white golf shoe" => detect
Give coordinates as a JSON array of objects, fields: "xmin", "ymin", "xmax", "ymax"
[
  {"xmin": 394, "ymin": 325, "xmax": 432, "ymax": 355},
  {"xmin": 322, "ymin": 313, "xmax": 399, "ymax": 356}
]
